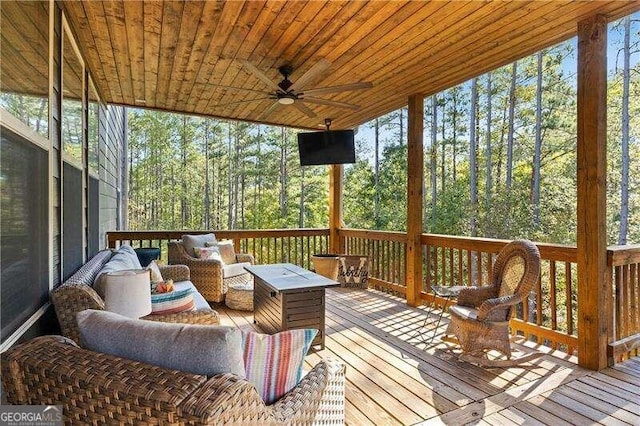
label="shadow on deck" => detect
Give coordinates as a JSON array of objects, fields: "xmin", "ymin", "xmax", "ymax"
[{"xmin": 216, "ymin": 287, "xmax": 640, "ymax": 426}]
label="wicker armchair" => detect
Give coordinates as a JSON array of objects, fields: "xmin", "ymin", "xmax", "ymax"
[
  {"xmin": 168, "ymin": 241, "xmax": 254, "ymax": 303},
  {"xmin": 448, "ymin": 239, "xmax": 541, "ymax": 366},
  {"xmin": 2, "ymin": 335, "xmax": 345, "ymax": 425},
  {"xmin": 51, "ymin": 251, "xmax": 219, "ymax": 345}
]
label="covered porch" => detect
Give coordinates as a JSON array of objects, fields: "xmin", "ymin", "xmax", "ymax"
[{"xmin": 2, "ymin": 1, "xmax": 640, "ymax": 423}]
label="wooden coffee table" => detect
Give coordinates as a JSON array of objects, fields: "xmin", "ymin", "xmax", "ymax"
[{"xmin": 245, "ymin": 263, "xmax": 339, "ymax": 349}]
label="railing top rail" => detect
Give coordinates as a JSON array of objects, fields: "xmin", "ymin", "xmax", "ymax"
[
  {"xmin": 339, "ymin": 228, "xmax": 408, "ymax": 243},
  {"xmin": 422, "ymin": 233, "xmax": 578, "ymax": 263},
  {"xmin": 106, "ymin": 228, "xmax": 330, "ymax": 242},
  {"xmin": 607, "ymin": 244, "xmax": 640, "ymax": 266}
]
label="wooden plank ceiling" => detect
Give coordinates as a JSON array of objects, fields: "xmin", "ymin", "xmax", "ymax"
[{"xmin": 62, "ymin": 1, "xmax": 639, "ymax": 130}]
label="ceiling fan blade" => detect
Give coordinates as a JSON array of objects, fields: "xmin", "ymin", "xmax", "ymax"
[
  {"xmin": 293, "ymin": 101, "xmax": 317, "ymax": 118},
  {"xmin": 207, "ymin": 84, "xmax": 269, "ymax": 95},
  {"xmin": 289, "ymin": 59, "xmax": 331, "ymax": 92},
  {"xmin": 302, "ymin": 82, "xmax": 373, "ymax": 97},
  {"xmin": 257, "ymin": 101, "xmax": 281, "ymax": 120},
  {"xmin": 238, "ymin": 59, "xmax": 281, "ymax": 92},
  {"xmin": 214, "ymin": 97, "xmax": 272, "ymax": 108},
  {"xmin": 301, "ymin": 96, "xmax": 360, "ymax": 111}
]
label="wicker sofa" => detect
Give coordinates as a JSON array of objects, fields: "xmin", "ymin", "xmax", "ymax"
[
  {"xmin": 168, "ymin": 241, "xmax": 254, "ymax": 303},
  {"xmin": 51, "ymin": 249, "xmax": 220, "ymax": 344},
  {"xmin": 1, "ymin": 335, "xmax": 346, "ymax": 425}
]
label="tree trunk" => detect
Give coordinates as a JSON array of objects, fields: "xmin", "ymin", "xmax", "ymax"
[
  {"xmin": 430, "ymin": 95, "xmax": 438, "ymax": 220},
  {"xmin": 181, "ymin": 116, "xmax": 188, "ymax": 227},
  {"xmin": 441, "ymin": 95, "xmax": 446, "ymax": 194},
  {"xmin": 399, "ymin": 108, "xmax": 404, "ymax": 145},
  {"xmin": 280, "ymin": 127, "xmax": 288, "ymax": 218},
  {"xmin": 506, "ymin": 62, "xmax": 517, "ymax": 193},
  {"xmin": 618, "ymin": 16, "xmax": 631, "ymax": 245},
  {"xmin": 485, "ymin": 73, "xmax": 493, "ymax": 216},
  {"xmin": 452, "ymin": 92, "xmax": 458, "ymax": 182},
  {"xmin": 470, "ymin": 79, "xmax": 478, "ymax": 237},
  {"xmin": 374, "ymin": 118, "xmax": 380, "ymax": 223},
  {"xmin": 233, "ymin": 123, "xmax": 240, "ymax": 228},
  {"xmin": 532, "ymin": 52, "xmax": 543, "ymax": 229},
  {"xmin": 299, "ymin": 166, "xmax": 305, "ymax": 228},
  {"xmin": 204, "ymin": 120, "xmax": 210, "ymax": 229},
  {"xmin": 227, "ymin": 122, "xmax": 233, "ymax": 229}
]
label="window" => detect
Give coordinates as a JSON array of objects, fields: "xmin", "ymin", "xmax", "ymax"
[
  {"xmin": 0, "ymin": 129, "xmax": 49, "ymax": 341},
  {"xmin": 62, "ymin": 28, "xmax": 84, "ymax": 165},
  {"xmin": 0, "ymin": 1, "xmax": 49, "ymax": 137}
]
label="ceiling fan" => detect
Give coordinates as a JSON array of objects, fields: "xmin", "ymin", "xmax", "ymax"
[{"xmin": 214, "ymin": 59, "xmax": 373, "ymax": 119}]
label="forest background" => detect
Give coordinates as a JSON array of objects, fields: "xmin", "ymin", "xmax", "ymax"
[{"xmin": 127, "ymin": 15, "xmax": 640, "ymax": 247}]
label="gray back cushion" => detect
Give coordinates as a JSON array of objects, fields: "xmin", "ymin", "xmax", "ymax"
[
  {"xmin": 77, "ymin": 310, "xmax": 245, "ymax": 377},
  {"xmin": 93, "ymin": 245, "xmax": 143, "ymax": 297},
  {"xmin": 182, "ymin": 233, "xmax": 217, "ymax": 257}
]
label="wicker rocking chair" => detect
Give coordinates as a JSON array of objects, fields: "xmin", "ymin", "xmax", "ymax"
[{"xmin": 448, "ymin": 239, "xmax": 542, "ymax": 367}]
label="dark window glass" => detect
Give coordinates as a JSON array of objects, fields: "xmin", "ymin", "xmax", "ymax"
[
  {"xmin": 1, "ymin": 128, "xmax": 49, "ymax": 341},
  {"xmin": 88, "ymin": 176, "xmax": 99, "ymax": 257},
  {"xmin": 63, "ymin": 162, "xmax": 83, "ymax": 280}
]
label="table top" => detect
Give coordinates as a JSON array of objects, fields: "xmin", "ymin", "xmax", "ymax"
[{"xmin": 244, "ymin": 263, "xmax": 339, "ymax": 293}]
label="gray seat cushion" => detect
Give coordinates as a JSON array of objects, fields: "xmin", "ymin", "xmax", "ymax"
[
  {"xmin": 223, "ymin": 262, "xmax": 251, "ymax": 279},
  {"xmin": 77, "ymin": 309, "xmax": 245, "ymax": 377},
  {"xmin": 449, "ymin": 305, "xmax": 478, "ymax": 321}
]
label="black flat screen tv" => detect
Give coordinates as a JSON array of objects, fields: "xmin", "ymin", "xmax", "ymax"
[{"xmin": 297, "ymin": 130, "xmax": 356, "ymax": 166}]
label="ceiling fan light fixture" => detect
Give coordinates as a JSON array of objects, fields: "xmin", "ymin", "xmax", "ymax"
[{"xmin": 278, "ymin": 96, "xmax": 295, "ymax": 105}]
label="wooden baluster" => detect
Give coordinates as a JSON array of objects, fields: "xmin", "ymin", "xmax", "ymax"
[
  {"xmin": 449, "ymin": 248, "xmax": 454, "ymax": 287},
  {"xmin": 622, "ymin": 264, "xmax": 630, "ymax": 360},
  {"xmin": 466, "ymin": 250, "xmax": 472, "ymax": 286},
  {"xmin": 457, "ymin": 249, "xmax": 463, "ymax": 286},
  {"xmin": 565, "ymin": 262, "xmax": 574, "ymax": 353},
  {"xmin": 537, "ymin": 272, "xmax": 543, "ymax": 332},
  {"xmin": 441, "ymin": 247, "xmax": 446, "ymax": 287},
  {"xmin": 631, "ymin": 263, "xmax": 638, "ymax": 357},
  {"xmin": 550, "ymin": 261, "xmax": 557, "ymax": 349},
  {"xmin": 477, "ymin": 252, "xmax": 483, "ymax": 286}
]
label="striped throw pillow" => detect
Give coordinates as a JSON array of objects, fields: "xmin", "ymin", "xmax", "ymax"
[
  {"xmin": 150, "ymin": 288, "xmax": 194, "ymax": 315},
  {"xmin": 242, "ymin": 329, "xmax": 317, "ymax": 404}
]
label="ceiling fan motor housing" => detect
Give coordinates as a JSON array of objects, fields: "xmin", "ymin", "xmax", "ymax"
[{"xmin": 277, "ymin": 65, "xmax": 294, "ymax": 91}]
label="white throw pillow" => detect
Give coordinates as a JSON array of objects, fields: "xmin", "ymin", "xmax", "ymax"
[
  {"xmin": 193, "ymin": 246, "xmax": 222, "ymax": 261},
  {"xmin": 182, "ymin": 233, "xmax": 217, "ymax": 257},
  {"xmin": 147, "ymin": 260, "xmax": 163, "ymax": 283}
]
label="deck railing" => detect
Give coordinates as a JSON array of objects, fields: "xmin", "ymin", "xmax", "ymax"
[
  {"xmin": 608, "ymin": 245, "xmax": 640, "ymax": 362},
  {"xmin": 106, "ymin": 227, "xmax": 640, "ymax": 361},
  {"xmin": 106, "ymin": 229, "xmax": 330, "ymax": 270}
]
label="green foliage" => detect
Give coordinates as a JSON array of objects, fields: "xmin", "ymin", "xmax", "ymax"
[{"xmin": 127, "ymin": 111, "xmax": 329, "ymax": 230}]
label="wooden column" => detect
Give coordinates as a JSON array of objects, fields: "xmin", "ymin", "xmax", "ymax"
[
  {"xmin": 406, "ymin": 94, "xmax": 424, "ymax": 306},
  {"xmin": 329, "ymin": 164, "xmax": 344, "ymax": 254},
  {"xmin": 577, "ymin": 15, "xmax": 609, "ymax": 370}
]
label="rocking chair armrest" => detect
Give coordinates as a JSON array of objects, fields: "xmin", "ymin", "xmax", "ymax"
[
  {"xmin": 477, "ymin": 294, "xmax": 521, "ymax": 321},
  {"xmin": 456, "ymin": 285, "xmax": 498, "ymax": 308}
]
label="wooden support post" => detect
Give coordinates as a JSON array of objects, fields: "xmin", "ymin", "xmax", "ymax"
[
  {"xmin": 577, "ymin": 15, "xmax": 609, "ymax": 370},
  {"xmin": 329, "ymin": 164, "xmax": 344, "ymax": 254},
  {"xmin": 406, "ymin": 94, "xmax": 424, "ymax": 306}
]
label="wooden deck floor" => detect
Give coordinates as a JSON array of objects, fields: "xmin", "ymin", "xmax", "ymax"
[{"xmin": 216, "ymin": 287, "xmax": 640, "ymax": 426}]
